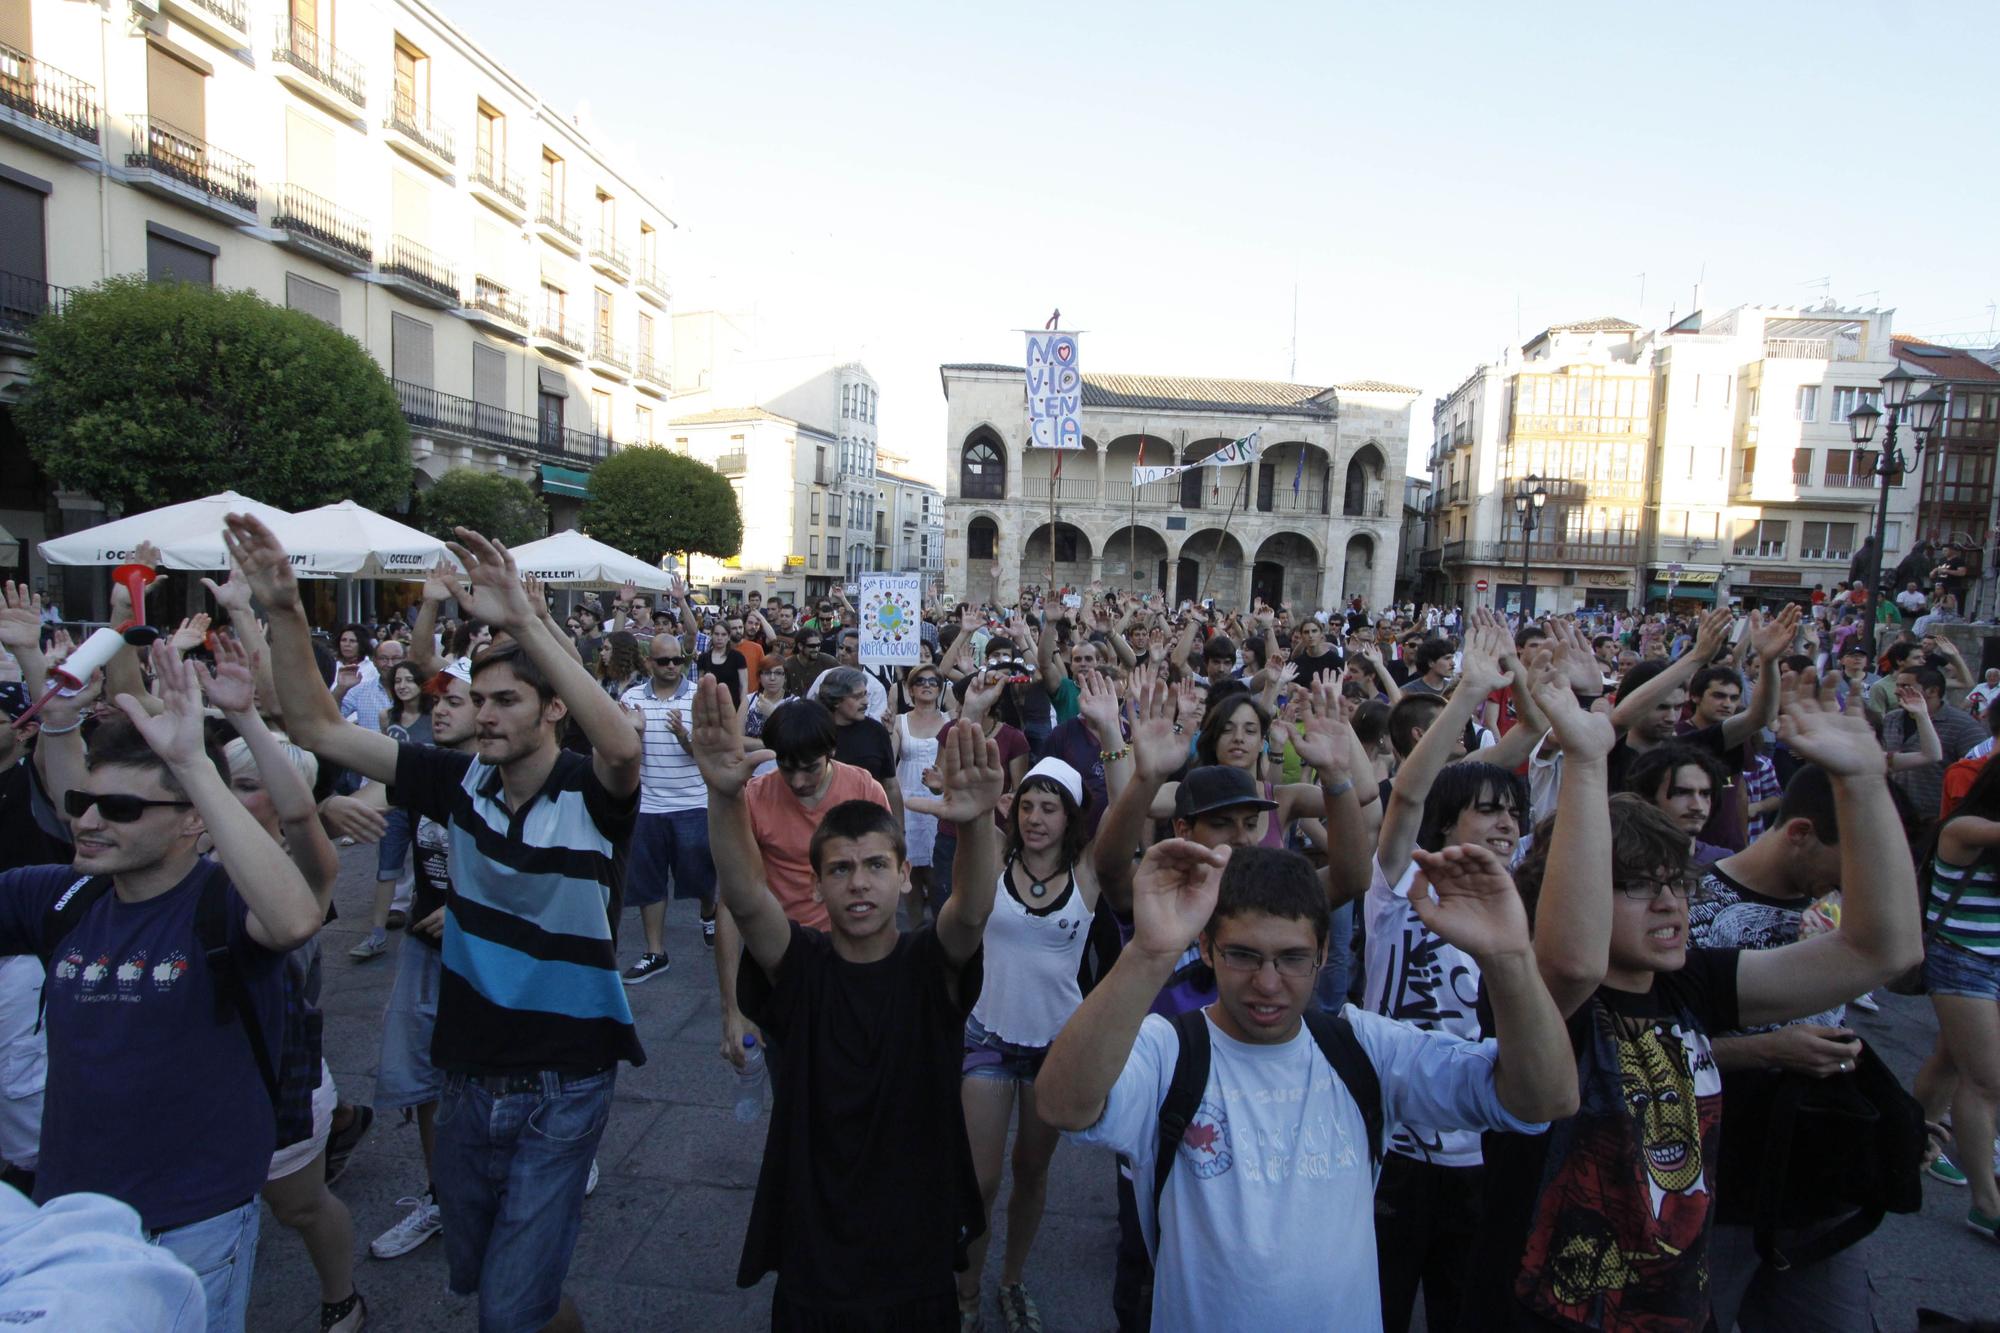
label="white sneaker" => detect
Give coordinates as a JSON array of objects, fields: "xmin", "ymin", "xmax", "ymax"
[
  {"xmin": 370, "ymin": 1196, "xmax": 442, "ymax": 1259},
  {"xmin": 586, "ymin": 1158, "xmax": 599, "ymax": 1197}
]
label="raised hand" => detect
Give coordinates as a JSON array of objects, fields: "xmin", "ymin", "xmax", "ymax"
[
  {"xmin": 115, "ymin": 640, "xmax": 208, "ymax": 770},
  {"xmin": 0, "ymin": 581, "xmax": 43, "ymax": 652},
  {"xmin": 1076, "ymin": 669, "xmax": 1124, "ymax": 741},
  {"xmin": 1896, "ymin": 681, "xmax": 1928, "ymax": 714},
  {"xmin": 45, "ymin": 628, "xmax": 75, "ymax": 667},
  {"xmin": 1408, "ymin": 843, "xmax": 1533, "ymax": 961},
  {"xmin": 1691, "ymin": 605, "xmax": 1733, "ymax": 663},
  {"xmin": 958, "ymin": 667, "xmax": 1005, "ymax": 722},
  {"xmin": 441, "ymin": 529, "xmax": 537, "ymax": 631},
  {"xmin": 1173, "ymin": 677, "xmax": 1205, "ymax": 733},
  {"xmin": 201, "ymin": 560, "xmax": 255, "ymax": 615},
  {"xmin": 1531, "ymin": 674, "xmax": 1616, "ymax": 761},
  {"xmin": 221, "ymin": 515, "xmax": 301, "ymax": 609},
  {"xmin": 1127, "ymin": 673, "xmax": 1187, "ymax": 782},
  {"xmin": 924, "ymin": 721, "xmax": 1006, "ymax": 826},
  {"xmin": 1292, "ymin": 679, "xmax": 1356, "ymax": 777},
  {"xmin": 1751, "ymin": 602, "xmax": 1803, "ymax": 662},
  {"xmin": 194, "ymin": 633, "xmax": 258, "ymax": 715},
  {"xmin": 687, "ymin": 676, "xmax": 769, "ymax": 798},
  {"xmin": 1775, "ymin": 671, "xmax": 1886, "ymax": 778},
  {"xmin": 1547, "ymin": 619, "xmax": 1605, "ymax": 695},
  {"xmin": 1133, "ymin": 839, "xmax": 1231, "ymax": 961},
  {"xmin": 169, "ymin": 613, "xmax": 210, "ymax": 654},
  {"xmin": 1458, "ymin": 622, "xmax": 1513, "ymax": 697}
]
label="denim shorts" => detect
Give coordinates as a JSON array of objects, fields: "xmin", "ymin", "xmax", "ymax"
[
  {"xmin": 151, "ymin": 1198, "xmax": 260, "ymax": 1333},
  {"xmin": 374, "ymin": 940, "xmax": 444, "ymax": 1111},
  {"xmin": 434, "ymin": 1067, "xmax": 615, "ymax": 1333},
  {"xmin": 624, "ymin": 809, "xmax": 717, "ymax": 909},
  {"xmin": 1923, "ymin": 936, "xmax": 2000, "ymax": 1001},
  {"xmin": 962, "ymin": 1012, "xmax": 1049, "ymax": 1084},
  {"xmin": 376, "ymin": 807, "xmax": 413, "ymax": 879}
]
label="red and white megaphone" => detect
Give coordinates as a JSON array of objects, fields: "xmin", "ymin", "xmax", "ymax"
[{"xmin": 13, "ymin": 557, "xmax": 162, "ymax": 729}]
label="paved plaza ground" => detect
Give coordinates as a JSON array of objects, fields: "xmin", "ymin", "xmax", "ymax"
[{"xmin": 246, "ymin": 848, "xmax": 2000, "ymax": 1331}]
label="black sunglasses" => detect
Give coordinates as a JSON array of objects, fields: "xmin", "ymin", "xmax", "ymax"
[
  {"xmin": 651, "ymin": 655, "xmax": 685, "ymax": 665},
  {"xmin": 800, "ymin": 640, "xmax": 822, "ymax": 650},
  {"xmin": 65, "ymin": 791, "xmax": 193, "ymax": 823}
]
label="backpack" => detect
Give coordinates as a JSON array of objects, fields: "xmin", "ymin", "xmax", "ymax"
[
  {"xmin": 35, "ymin": 871, "xmax": 296, "ymax": 1135},
  {"xmin": 1150, "ymin": 1008, "xmax": 1382, "ymax": 1254}
]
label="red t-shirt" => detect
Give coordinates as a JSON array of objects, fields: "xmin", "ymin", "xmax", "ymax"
[{"xmin": 744, "ymin": 761, "xmax": 890, "ymax": 930}]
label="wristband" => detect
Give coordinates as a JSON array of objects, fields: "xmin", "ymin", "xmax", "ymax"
[
  {"xmin": 1098, "ymin": 745, "xmax": 1131, "ymax": 764},
  {"xmin": 37, "ymin": 716, "xmax": 84, "ymax": 736},
  {"xmin": 1322, "ymin": 777, "xmax": 1355, "ymax": 799}
]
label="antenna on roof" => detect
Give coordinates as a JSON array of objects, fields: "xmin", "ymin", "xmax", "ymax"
[
  {"xmin": 1800, "ymin": 276, "xmax": 1831, "ymax": 306},
  {"xmin": 1289, "ymin": 281, "xmax": 1299, "ymax": 382},
  {"xmin": 1636, "ymin": 272, "xmax": 1646, "ymax": 309}
]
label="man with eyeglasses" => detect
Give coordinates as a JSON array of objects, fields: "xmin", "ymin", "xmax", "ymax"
[
  {"xmin": 614, "ymin": 634, "xmax": 716, "ymax": 984},
  {"xmin": 803, "ymin": 630, "xmax": 890, "ymax": 723}
]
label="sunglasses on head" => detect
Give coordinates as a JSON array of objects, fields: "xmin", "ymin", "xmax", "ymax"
[{"xmin": 65, "ymin": 791, "xmax": 193, "ymax": 823}]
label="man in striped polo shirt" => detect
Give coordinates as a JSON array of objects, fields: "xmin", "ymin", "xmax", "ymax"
[
  {"xmin": 617, "ymin": 633, "xmax": 714, "ymax": 984},
  {"xmin": 230, "ymin": 514, "xmax": 643, "ymax": 1333}
]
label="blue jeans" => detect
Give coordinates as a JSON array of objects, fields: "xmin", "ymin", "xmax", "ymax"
[
  {"xmin": 624, "ymin": 808, "xmax": 717, "ymax": 909},
  {"xmin": 1314, "ymin": 901, "xmax": 1355, "ymax": 1013},
  {"xmin": 375, "ymin": 807, "xmax": 413, "ymax": 879},
  {"xmin": 151, "ymin": 1198, "xmax": 260, "ymax": 1333},
  {"xmin": 434, "ymin": 1068, "xmax": 615, "ymax": 1333}
]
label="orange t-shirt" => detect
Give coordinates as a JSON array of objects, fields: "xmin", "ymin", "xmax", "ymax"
[
  {"xmin": 736, "ymin": 638, "xmax": 766, "ymax": 690},
  {"xmin": 743, "ymin": 760, "xmax": 891, "ymax": 930}
]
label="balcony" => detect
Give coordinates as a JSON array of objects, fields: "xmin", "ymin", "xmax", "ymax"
[
  {"xmin": 814, "ymin": 460, "xmax": 834, "ymax": 486},
  {"xmin": 1451, "ymin": 539, "xmax": 1639, "ymax": 568},
  {"xmin": 635, "ymin": 353, "xmax": 670, "ymax": 396},
  {"xmin": 1022, "ymin": 475, "xmax": 1100, "ymax": 503},
  {"xmin": 395, "ymin": 378, "xmax": 610, "ymax": 467},
  {"xmin": 635, "ymin": 261, "xmax": 668, "ymax": 306},
  {"xmin": 0, "ymin": 271, "xmax": 72, "ymax": 354},
  {"xmin": 459, "ymin": 280, "xmax": 528, "ymax": 339},
  {"xmin": 1823, "ymin": 471, "xmax": 1873, "ymax": 489},
  {"xmin": 469, "ymin": 147, "xmax": 526, "ymax": 220},
  {"xmin": 533, "ymin": 317, "xmax": 585, "ymax": 362},
  {"xmin": 161, "ymin": 0, "xmax": 249, "ymax": 51},
  {"xmin": 588, "ymin": 230, "xmax": 630, "ymax": 281},
  {"xmin": 384, "ymin": 94, "xmax": 454, "ymax": 176},
  {"xmin": 272, "ymin": 19, "xmax": 365, "ymax": 117},
  {"xmin": 536, "ymin": 194, "xmax": 582, "ymax": 254},
  {"xmin": 715, "ymin": 451, "xmax": 746, "ymax": 476},
  {"xmin": 1764, "ymin": 338, "xmax": 1830, "ymax": 360},
  {"xmin": 379, "ymin": 236, "xmax": 459, "ymax": 308},
  {"xmin": 0, "ymin": 43, "xmax": 101, "ymax": 159},
  {"xmin": 588, "ymin": 334, "xmax": 631, "ymax": 380},
  {"xmin": 125, "ymin": 117, "xmax": 256, "ymax": 223},
  {"xmin": 1417, "ymin": 547, "xmax": 1442, "ymax": 571},
  {"xmin": 271, "ymin": 183, "xmax": 372, "ymax": 273}
]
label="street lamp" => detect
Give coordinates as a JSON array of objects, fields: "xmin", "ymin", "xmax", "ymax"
[
  {"xmin": 1848, "ymin": 372, "xmax": 1946, "ymax": 653},
  {"xmin": 1512, "ymin": 474, "xmax": 1549, "ymax": 618}
]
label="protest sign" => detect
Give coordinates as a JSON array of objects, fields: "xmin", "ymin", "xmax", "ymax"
[
  {"xmin": 859, "ymin": 572, "xmax": 922, "ymax": 666},
  {"xmin": 1024, "ymin": 331, "xmax": 1083, "ymax": 449}
]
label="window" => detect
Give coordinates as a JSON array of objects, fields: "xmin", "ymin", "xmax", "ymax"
[
  {"xmin": 1795, "ymin": 385, "xmax": 1819, "ymax": 422},
  {"xmin": 1692, "ymin": 374, "xmax": 1702, "ymax": 407},
  {"xmin": 1883, "ymin": 521, "xmax": 1903, "ymax": 552},
  {"xmin": 541, "ymin": 149, "xmax": 564, "ymax": 210},
  {"xmin": 1738, "ymin": 447, "xmax": 1756, "ymax": 483},
  {"xmin": 638, "ymin": 221, "xmax": 656, "ymax": 268},
  {"xmin": 590, "ymin": 388, "xmax": 612, "ymax": 437},
  {"xmin": 842, "ymin": 386, "xmax": 851, "ymax": 418},
  {"xmin": 828, "ymin": 538, "xmax": 841, "ymax": 568},
  {"xmin": 1801, "ymin": 522, "xmax": 1856, "ymax": 561},
  {"xmin": 476, "ymin": 102, "xmax": 504, "ymax": 172},
  {"xmin": 810, "ymin": 536, "xmax": 820, "ymax": 561},
  {"xmin": 284, "ymin": 272, "xmax": 339, "ymax": 326},
  {"xmin": 1832, "ymin": 386, "xmax": 1882, "ymax": 421},
  {"xmin": 594, "ymin": 288, "xmax": 612, "ymax": 344},
  {"xmin": 390, "ymin": 313, "xmax": 433, "ymax": 387},
  {"xmin": 538, "ymin": 385, "xmax": 564, "ymax": 442},
  {"xmin": 961, "ymin": 434, "xmax": 1004, "ymax": 499},
  {"xmin": 146, "ymin": 224, "xmax": 215, "ymax": 285},
  {"xmin": 1731, "ymin": 519, "xmax": 1787, "ymax": 559},
  {"xmin": 634, "ymin": 405, "xmax": 652, "ymax": 444},
  {"xmin": 541, "ymin": 282, "xmax": 564, "ymax": 330},
  {"xmin": 1747, "ymin": 386, "xmax": 1760, "ymax": 417},
  {"xmin": 636, "ymin": 311, "xmax": 654, "ymax": 360},
  {"xmin": 1824, "ymin": 449, "xmax": 1852, "ymax": 484},
  {"xmin": 810, "ymin": 492, "xmax": 821, "ymax": 522},
  {"xmin": 146, "ymin": 42, "xmax": 206, "ymax": 139},
  {"xmin": 0, "ymin": 173, "xmax": 49, "ymax": 289},
  {"xmin": 1792, "ymin": 448, "xmax": 1812, "ymax": 485},
  {"xmin": 473, "ymin": 343, "xmax": 506, "ymax": 410}
]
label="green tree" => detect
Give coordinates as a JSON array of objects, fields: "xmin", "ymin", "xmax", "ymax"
[
  {"xmin": 17, "ymin": 276, "xmax": 410, "ymax": 511},
  {"xmin": 410, "ymin": 468, "xmax": 548, "ymax": 547},
  {"xmin": 582, "ymin": 446, "xmax": 741, "ymax": 565}
]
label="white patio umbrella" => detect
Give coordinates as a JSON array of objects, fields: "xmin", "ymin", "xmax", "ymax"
[
  {"xmin": 505, "ymin": 529, "xmax": 672, "ymax": 591},
  {"xmin": 38, "ymin": 490, "xmax": 292, "ymax": 570},
  {"xmin": 252, "ymin": 500, "xmax": 458, "ymax": 579}
]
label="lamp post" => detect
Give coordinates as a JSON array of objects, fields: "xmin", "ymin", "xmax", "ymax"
[
  {"xmin": 1512, "ymin": 473, "xmax": 1549, "ymax": 620},
  {"xmin": 1847, "ymin": 368, "xmax": 1946, "ymax": 655}
]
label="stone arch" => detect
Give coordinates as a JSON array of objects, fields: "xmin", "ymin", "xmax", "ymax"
[
  {"xmin": 1102, "ymin": 524, "xmax": 1172, "ymax": 594},
  {"xmin": 1174, "ymin": 528, "xmax": 1247, "ymax": 606},
  {"xmin": 960, "ymin": 426, "xmax": 1007, "ymax": 501},
  {"xmin": 1023, "ymin": 521, "xmax": 1093, "ymax": 592},
  {"xmin": 1177, "ymin": 436, "xmax": 1243, "ymax": 511},
  {"xmin": 1103, "ymin": 432, "xmax": 1178, "ymax": 508},
  {"xmin": 1344, "ymin": 443, "xmax": 1387, "ymax": 518},
  {"xmin": 1341, "ymin": 533, "xmax": 1376, "ymax": 605},
  {"xmin": 1259, "ymin": 440, "xmax": 1333, "ymax": 516},
  {"xmin": 964, "ymin": 513, "xmax": 1002, "ymax": 605},
  {"xmin": 1251, "ymin": 531, "xmax": 1323, "ymax": 610}
]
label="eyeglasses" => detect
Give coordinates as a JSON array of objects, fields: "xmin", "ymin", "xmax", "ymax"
[
  {"xmin": 800, "ymin": 641, "xmax": 822, "ymax": 651},
  {"xmin": 910, "ymin": 678, "xmax": 941, "ymax": 688},
  {"xmin": 652, "ymin": 656, "xmax": 685, "ymax": 665},
  {"xmin": 65, "ymin": 791, "xmax": 194, "ymax": 823},
  {"xmin": 1620, "ymin": 875, "xmax": 1704, "ymax": 902},
  {"xmin": 1213, "ymin": 946, "xmax": 1319, "ymax": 978}
]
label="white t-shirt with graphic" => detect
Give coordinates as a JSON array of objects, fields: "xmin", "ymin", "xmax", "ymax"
[
  {"xmin": 1363, "ymin": 858, "xmax": 1486, "ymax": 1167},
  {"xmin": 1069, "ymin": 1006, "xmax": 1543, "ymax": 1333}
]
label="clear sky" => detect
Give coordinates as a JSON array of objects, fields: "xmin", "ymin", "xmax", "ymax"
[{"xmin": 464, "ymin": 0, "xmax": 2000, "ymax": 484}]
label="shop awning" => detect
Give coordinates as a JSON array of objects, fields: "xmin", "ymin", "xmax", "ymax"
[
  {"xmin": 540, "ymin": 464, "xmax": 591, "ymax": 499},
  {"xmin": 1647, "ymin": 582, "xmax": 1717, "ymax": 603}
]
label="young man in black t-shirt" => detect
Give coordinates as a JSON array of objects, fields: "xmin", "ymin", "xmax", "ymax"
[
  {"xmin": 1466, "ymin": 675, "xmax": 1920, "ymax": 1331},
  {"xmin": 688, "ymin": 678, "xmax": 1007, "ymax": 1329}
]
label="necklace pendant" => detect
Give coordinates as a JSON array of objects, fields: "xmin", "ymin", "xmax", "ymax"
[{"xmin": 1029, "ymin": 880, "xmax": 1047, "ymax": 898}]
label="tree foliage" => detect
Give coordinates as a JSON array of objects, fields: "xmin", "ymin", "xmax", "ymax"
[
  {"xmin": 582, "ymin": 446, "xmax": 741, "ymax": 566},
  {"xmin": 17, "ymin": 276, "xmax": 411, "ymax": 512},
  {"xmin": 411, "ymin": 468, "xmax": 548, "ymax": 548}
]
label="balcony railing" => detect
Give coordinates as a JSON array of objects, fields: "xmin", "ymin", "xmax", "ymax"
[
  {"xmin": 635, "ymin": 261, "xmax": 668, "ymax": 302},
  {"xmin": 537, "ymin": 194, "xmax": 582, "ymax": 246},
  {"xmin": 382, "ymin": 236, "xmax": 458, "ymax": 303},
  {"xmin": 1023, "ymin": 475, "xmax": 1100, "ymax": 502},
  {"xmin": 535, "ymin": 317, "xmax": 585, "ymax": 357},
  {"xmin": 0, "ymin": 270, "xmax": 72, "ymax": 339},
  {"xmin": 1792, "ymin": 471, "xmax": 1811, "ymax": 486},
  {"xmin": 126, "ymin": 116, "xmax": 256, "ymax": 214},
  {"xmin": 589, "ymin": 334, "xmax": 631, "ymax": 374},
  {"xmin": 385, "ymin": 94, "xmax": 454, "ymax": 165},
  {"xmin": 272, "ymin": 19, "xmax": 365, "ymax": 108},
  {"xmin": 814, "ymin": 460, "xmax": 834, "ymax": 486},
  {"xmin": 471, "ymin": 147, "xmax": 525, "ymax": 209},
  {"xmin": 171, "ymin": 0, "xmax": 248, "ymax": 34},
  {"xmin": 636, "ymin": 353, "xmax": 670, "ymax": 390},
  {"xmin": 1765, "ymin": 337, "xmax": 1830, "ymax": 360},
  {"xmin": 715, "ymin": 451, "xmax": 746, "ymax": 475},
  {"xmin": 395, "ymin": 379, "xmax": 610, "ymax": 464},
  {"xmin": 1456, "ymin": 539, "xmax": 1639, "ymax": 568},
  {"xmin": 589, "ymin": 229, "xmax": 629, "ymax": 276},
  {"xmin": 468, "ymin": 281, "xmax": 527, "ymax": 330},
  {"xmin": 1823, "ymin": 471, "xmax": 1872, "ymax": 488},
  {"xmin": 271, "ymin": 183, "xmax": 371, "ymax": 265},
  {"xmin": 0, "ymin": 41, "xmax": 101, "ymax": 146}
]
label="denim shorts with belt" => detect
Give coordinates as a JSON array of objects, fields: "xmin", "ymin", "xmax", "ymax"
[{"xmin": 433, "ymin": 1067, "xmax": 616, "ymax": 1333}]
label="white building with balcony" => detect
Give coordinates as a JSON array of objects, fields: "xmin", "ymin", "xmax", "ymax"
[
  {"xmin": 670, "ymin": 406, "xmax": 839, "ymax": 605},
  {"xmin": 941, "ymin": 364, "xmax": 1415, "ymax": 611},
  {"xmin": 875, "ymin": 469, "xmax": 943, "ymax": 584}
]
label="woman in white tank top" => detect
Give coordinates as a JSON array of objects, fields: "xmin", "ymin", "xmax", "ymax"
[
  {"xmin": 890, "ymin": 666, "xmax": 949, "ymax": 922},
  {"xmin": 957, "ymin": 747, "xmax": 1111, "ymax": 1331}
]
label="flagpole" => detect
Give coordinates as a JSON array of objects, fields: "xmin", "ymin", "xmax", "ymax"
[
  {"xmin": 1130, "ymin": 421, "xmax": 1144, "ymax": 596},
  {"xmin": 1198, "ymin": 461, "xmax": 1252, "ymax": 609}
]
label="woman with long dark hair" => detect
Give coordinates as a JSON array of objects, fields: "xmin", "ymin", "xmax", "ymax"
[
  {"xmin": 1146, "ymin": 688, "xmax": 1329, "ymax": 844},
  {"xmin": 595, "ymin": 630, "xmax": 644, "ymax": 699}
]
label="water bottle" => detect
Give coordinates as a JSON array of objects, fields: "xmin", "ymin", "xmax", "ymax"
[{"xmin": 733, "ymin": 1035, "xmax": 767, "ymax": 1124}]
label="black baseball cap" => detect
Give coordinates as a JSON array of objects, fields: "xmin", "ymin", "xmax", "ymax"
[{"xmin": 1173, "ymin": 765, "xmax": 1279, "ymax": 821}]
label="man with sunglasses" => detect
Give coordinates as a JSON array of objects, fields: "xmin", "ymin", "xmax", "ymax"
[
  {"xmin": 229, "ymin": 514, "xmax": 643, "ymax": 1333},
  {"xmin": 782, "ymin": 632, "xmax": 837, "ymax": 702},
  {"xmin": 615, "ymin": 634, "xmax": 716, "ymax": 985},
  {"xmin": 0, "ymin": 645, "xmax": 327, "ymax": 1333}
]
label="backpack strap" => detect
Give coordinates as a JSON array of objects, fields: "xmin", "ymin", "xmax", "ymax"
[
  {"xmin": 193, "ymin": 870, "xmax": 281, "ymax": 1107},
  {"xmin": 33, "ymin": 875, "xmax": 112, "ymax": 1033},
  {"xmin": 1304, "ymin": 1010, "xmax": 1384, "ymax": 1178},
  {"xmin": 1152, "ymin": 1009, "xmax": 1212, "ymax": 1239}
]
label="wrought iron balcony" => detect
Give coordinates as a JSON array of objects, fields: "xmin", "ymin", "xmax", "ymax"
[
  {"xmin": 471, "ymin": 147, "xmax": 525, "ymax": 214},
  {"xmin": 534, "ymin": 317, "xmax": 585, "ymax": 361},
  {"xmin": 125, "ymin": 116, "xmax": 256, "ymax": 219},
  {"xmin": 465, "ymin": 280, "xmax": 528, "ymax": 335},
  {"xmin": 0, "ymin": 270, "xmax": 72, "ymax": 345},
  {"xmin": 715, "ymin": 452, "xmax": 747, "ymax": 475},
  {"xmin": 635, "ymin": 353, "xmax": 670, "ymax": 394},
  {"xmin": 395, "ymin": 379, "xmax": 610, "ymax": 465},
  {"xmin": 1452, "ymin": 539, "xmax": 1639, "ymax": 568},
  {"xmin": 272, "ymin": 19, "xmax": 365, "ymax": 111},
  {"xmin": 385, "ymin": 94, "xmax": 454, "ymax": 169},
  {"xmin": 589, "ymin": 334, "xmax": 631, "ymax": 377},
  {"xmin": 167, "ymin": 0, "xmax": 247, "ymax": 33},
  {"xmin": 0, "ymin": 41, "xmax": 101, "ymax": 155},
  {"xmin": 536, "ymin": 194, "xmax": 582, "ymax": 251},
  {"xmin": 635, "ymin": 261, "xmax": 668, "ymax": 305},
  {"xmin": 271, "ymin": 183, "xmax": 372, "ymax": 270},
  {"xmin": 589, "ymin": 229, "xmax": 629, "ymax": 279},
  {"xmin": 381, "ymin": 235, "xmax": 459, "ymax": 307}
]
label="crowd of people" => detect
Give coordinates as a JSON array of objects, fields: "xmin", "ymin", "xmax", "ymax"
[{"xmin": 0, "ymin": 518, "xmax": 1995, "ymax": 1333}]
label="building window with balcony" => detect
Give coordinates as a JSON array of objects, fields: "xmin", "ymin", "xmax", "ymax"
[
  {"xmin": 1800, "ymin": 521, "xmax": 1856, "ymax": 561},
  {"xmin": 639, "ymin": 222, "xmax": 656, "ymax": 267},
  {"xmin": 542, "ymin": 281, "xmax": 565, "ymax": 330},
  {"xmin": 1792, "ymin": 448, "xmax": 1812, "ymax": 486},
  {"xmin": 1795, "ymin": 385, "xmax": 1819, "ymax": 422},
  {"xmin": 541, "ymin": 148, "xmax": 565, "ymax": 215},
  {"xmin": 1739, "ymin": 447, "xmax": 1756, "ymax": 485},
  {"xmin": 590, "ymin": 389, "xmax": 611, "ymax": 437},
  {"xmin": 828, "ymin": 538, "xmax": 840, "ymax": 568},
  {"xmin": 634, "ymin": 405, "xmax": 652, "ymax": 444},
  {"xmin": 1732, "ymin": 519, "xmax": 1787, "ymax": 560},
  {"xmin": 810, "ymin": 492, "xmax": 821, "ymax": 522},
  {"xmin": 1832, "ymin": 386, "xmax": 1882, "ymax": 423},
  {"xmin": 476, "ymin": 101, "xmax": 503, "ymax": 162},
  {"xmin": 810, "ymin": 536, "xmax": 819, "ymax": 562},
  {"xmin": 596, "ymin": 189, "xmax": 614, "ymax": 236},
  {"xmin": 842, "ymin": 386, "xmax": 851, "ymax": 418},
  {"xmin": 147, "ymin": 41, "xmax": 208, "ymax": 140}
]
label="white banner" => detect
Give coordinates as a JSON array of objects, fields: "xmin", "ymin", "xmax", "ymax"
[
  {"xmin": 1204, "ymin": 429, "xmax": 1263, "ymax": 469},
  {"xmin": 1133, "ymin": 464, "xmax": 1184, "ymax": 486},
  {"xmin": 858, "ymin": 572, "xmax": 922, "ymax": 666},
  {"xmin": 1024, "ymin": 331, "xmax": 1083, "ymax": 449}
]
